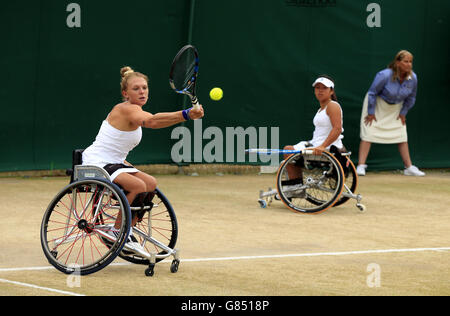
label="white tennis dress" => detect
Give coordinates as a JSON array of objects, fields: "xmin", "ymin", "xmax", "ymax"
[
  {"xmin": 82, "ymin": 120, "xmax": 142, "ymax": 181},
  {"xmin": 294, "ymin": 103, "xmax": 344, "ymax": 151}
]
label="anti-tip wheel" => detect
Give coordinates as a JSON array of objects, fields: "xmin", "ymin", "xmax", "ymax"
[
  {"xmin": 145, "ymin": 264, "xmax": 155, "ymax": 277},
  {"xmin": 170, "ymin": 259, "xmax": 180, "ymax": 273},
  {"xmin": 357, "ymin": 204, "xmax": 366, "ymax": 212},
  {"xmin": 258, "ymin": 199, "xmax": 267, "ymax": 208}
]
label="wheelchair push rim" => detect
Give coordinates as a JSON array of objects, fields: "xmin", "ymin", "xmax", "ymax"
[
  {"xmin": 40, "ymin": 178, "xmax": 131, "ymax": 275},
  {"xmin": 276, "ymin": 151, "xmax": 345, "ymax": 214}
]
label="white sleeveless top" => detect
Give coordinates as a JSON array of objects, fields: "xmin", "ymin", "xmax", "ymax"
[
  {"xmin": 82, "ymin": 120, "xmax": 142, "ymax": 167},
  {"xmin": 310, "ymin": 104, "xmax": 344, "ymax": 149}
]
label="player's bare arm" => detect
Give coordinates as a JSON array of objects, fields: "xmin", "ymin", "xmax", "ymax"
[{"xmin": 126, "ymin": 103, "xmax": 204, "ymax": 129}]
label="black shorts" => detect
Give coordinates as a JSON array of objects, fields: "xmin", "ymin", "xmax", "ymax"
[{"xmin": 103, "ymin": 163, "xmax": 139, "ymax": 181}]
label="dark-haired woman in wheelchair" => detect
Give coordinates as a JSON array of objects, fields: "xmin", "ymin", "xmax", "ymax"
[
  {"xmin": 82, "ymin": 67, "xmax": 204, "ymax": 248},
  {"xmin": 283, "ymin": 75, "xmax": 345, "ymax": 190}
]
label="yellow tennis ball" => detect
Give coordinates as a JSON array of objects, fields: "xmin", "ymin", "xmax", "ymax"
[{"xmin": 209, "ymin": 87, "xmax": 223, "ymax": 101}]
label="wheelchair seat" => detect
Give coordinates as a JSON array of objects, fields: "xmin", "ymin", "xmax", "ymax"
[
  {"xmin": 66, "ymin": 149, "xmax": 112, "ymax": 183},
  {"xmin": 66, "ymin": 149, "xmax": 85, "ymax": 183}
]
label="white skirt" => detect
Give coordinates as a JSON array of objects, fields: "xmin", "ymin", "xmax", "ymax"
[{"xmin": 360, "ymin": 94, "xmax": 407, "ymax": 144}]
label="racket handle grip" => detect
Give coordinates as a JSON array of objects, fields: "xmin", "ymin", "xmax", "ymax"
[
  {"xmin": 191, "ymin": 96, "xmax": 200, "ymax": 110},
  {"xmin": 302, "ymin": 149, "xmax": 314, "ymax": 155}
]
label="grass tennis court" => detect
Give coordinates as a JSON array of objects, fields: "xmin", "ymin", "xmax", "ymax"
[{"xmin": 0, "ymin": 170, "xmax": 449, "ymax": 296}]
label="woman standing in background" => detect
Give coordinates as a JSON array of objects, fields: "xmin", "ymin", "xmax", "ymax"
[{"xmin": 357, "ymin": 50, "xmax": 424, "ymax": 176}]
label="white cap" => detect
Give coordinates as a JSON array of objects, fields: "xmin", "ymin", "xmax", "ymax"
[{"xmin": 312, "ymin": 77, "xmax": 334, "ymax": 89}]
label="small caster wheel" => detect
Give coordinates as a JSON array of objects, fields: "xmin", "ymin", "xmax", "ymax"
[
  {"xmin": 170, "ymin": 259, "xmax": 180, "ymax": 273},
  {"xmin": 145, "ymin": 264, "xmax": 155, "ymax": 277},
  {"xmin": 357, "ymin": 204, "xmax": 366, "ymax": 212},
  {"xmin": 258, "ymin": 199, "xmax": 267, "ymax": 208}
]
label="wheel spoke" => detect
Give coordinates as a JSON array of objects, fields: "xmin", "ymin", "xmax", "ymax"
[{"xmin": 41, "ymin": 179, "xmax": 130, "ymax": 275}]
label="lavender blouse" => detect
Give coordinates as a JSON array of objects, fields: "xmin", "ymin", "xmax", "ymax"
[{"xmin": 367, "ymin": 68, "xmax": 418, "ymax": 116}]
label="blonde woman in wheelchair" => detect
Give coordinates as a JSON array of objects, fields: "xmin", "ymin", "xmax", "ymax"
[
  {"xmin": 82, "ymin": 67, "xmax": 204, "ymax": 244},
  {"xmin": 40, "ymin": 66, "xmax": 203, "ymax": 277}
]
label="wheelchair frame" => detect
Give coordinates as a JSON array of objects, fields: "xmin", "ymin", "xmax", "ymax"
[
  {"xmin": 257, "ymin": 148, "xmax": 366, "ymax": 214},
  {"xmin": 40, "ymin": 150, "xmax": 180, "ymax": 277}
]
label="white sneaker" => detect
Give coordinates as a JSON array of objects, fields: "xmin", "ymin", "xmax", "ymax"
[
  {"xmin": 356, "ymin": 164, "xmax": 367, "ymax": 176},
  {"xmin": 404, "ymin": 165, "xmax": 425, "ymax": 177},
  {"xmin": 104, "ymin": 226, "xmax": 145, "ymax": 252}
]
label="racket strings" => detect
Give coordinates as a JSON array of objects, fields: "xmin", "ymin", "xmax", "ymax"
[{"xmin": 173, "ymin": 51, "xmax": 196, "ymax": 91}]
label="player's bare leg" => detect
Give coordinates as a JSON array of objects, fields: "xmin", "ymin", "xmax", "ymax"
[{"xmin": 283, "ymin": 146, "xmax": 303, "ymax": 181}]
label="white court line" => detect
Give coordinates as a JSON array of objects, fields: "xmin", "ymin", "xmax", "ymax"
[
  {"xmin": 0, "ymin": 278, "xmax": 85, "ymax": 296},
  {"xmin": 0, "ymin": 247, "xmax": 447, "ymax": 296},
  {"xmin": 181, "ymin": 247, "xmax": 450, "ymax": 262},
  {"xmin": 0, "ymin": 247, "xmax": 448, "ymax": 273}
]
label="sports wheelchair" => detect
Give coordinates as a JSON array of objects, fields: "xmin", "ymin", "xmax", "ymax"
[
  {"xmin": 40, "ymin": 150, "xmax": 180, "ymax": 277},
  {"xmin": 257, "ymin": 146, "xmax": 366, "ymax": 214}
]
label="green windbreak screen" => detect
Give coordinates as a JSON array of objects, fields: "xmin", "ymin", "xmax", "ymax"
[{"xmin": 1, "ymin": 0, "xmax": 449, "ymax": 172}]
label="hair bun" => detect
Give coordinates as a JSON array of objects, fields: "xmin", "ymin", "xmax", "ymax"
[{"xmin": 120, "ymin": 66, "xmax": 134, "ymax": 78}]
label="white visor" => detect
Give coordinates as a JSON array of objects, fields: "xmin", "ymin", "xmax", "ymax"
[{"xmin": 312, "ymin": 77, "xmax": 334, "ymax": 89}]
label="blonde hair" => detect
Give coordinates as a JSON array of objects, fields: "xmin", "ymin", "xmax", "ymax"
[
  {"xmin": 120, "ymin": 66, "xmax": 149, "ymax": 100},
  {"xmin": 388, "ymin": 50, "xmax": 413, "ymax": 81}
]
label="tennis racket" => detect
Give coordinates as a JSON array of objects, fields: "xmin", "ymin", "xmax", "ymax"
[
  {"xmin": 169, "ymin": 44, "xmax": 200, "ymax": 109},
  {"xmin": 246, "ymin": 149, "xmax": 314, "ymax": 155}
]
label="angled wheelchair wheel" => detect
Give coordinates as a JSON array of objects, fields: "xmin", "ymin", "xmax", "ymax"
[
  {"xmin": 333, "ymin": 156, "xmax": 358, "ymax": 207},
  {"xmin": 276, "ymin": 151, "xmax": 344, "ymax": 214},
  {"xmin": 40, "ymin": 178, "xmax": 131, "ymax": 275},
  {"xmin": 118, "ymin": 188, "xmax": 178, "ymax": 265}
]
